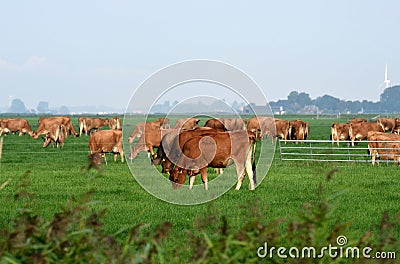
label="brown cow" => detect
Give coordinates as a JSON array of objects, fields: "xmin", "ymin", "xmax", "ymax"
[
  {"xmin": 393, "ymin": 118, "xmax": 400, "ymax": 134},
  {"xmin": 204, "ymin": 119, "xmax": 225, "ymax": 130},
  {"xmin": 78, "ymin": 117, "xmax": 109, "ymax": 136},
  {"xmin": 349, "ymin": 118, "xmax": 367, "ymax": 124},
  {"xmin": 151, "ymin": 127, "xmax": 225, "ymax": 173},
  {"xmin": 35, "ymin": 116, "xmax": 78, "ymax": 138},
  {"xmin": 42, "ymin": 124, "xmax": 66, "ymax": 148},
  {"xmin": 109, "ymin": 117, "xmax": 122, "ymax": 130},
  {"xmin": 367, "ymin": 131, "xmax": 400, "ymax": 165},
  {"xmin": 127, "ymin": 118, "xmax": 168, "ymax": 144},
  {"xmin": 330, "ymin": 123, "xmax": 350, "ymax": 146},
  {"xmin": 290, "ymin": 120, "xmax": 309, "ymax": 143},
  {"xmin": 129, "ymin": 126, "xmax": 165, "ymax": 159},
  {"xmin": 0, "ymin": 118, "xmax": 34, "ymax": 137},
  {"xmin": 85, "ymin": 118, "xmax": 109, "ymax": 135},
  {"xmin": 246, "ymin": 116, "xmax": 276, "ymax": 141},
  {"xmin": 88, "ymin": 130, "xmax": 124, "ymax": 164},
  {"xmin": 172, "ymin": 118, "xmax": 200, "ymax": 130},
  {"xmin": 169, "ymin": 130, "xmax": 256, "ymax": 190},
  {"xmin": 349, "ymin": 122, "xmax": 384, "ymax": 146},
  {"xmin": 128, "ymin": 121, "xmax": 161, "ymax": 144},
  {"xmin": 274, "ymin": 119, "xmax": 291, "ymax": 142},
  {"xmin": 157, "ymin": 118, "xmax": 170, "ymax": 129},
  {"xmin": 377, "ymin": 118, "xmax": 396, "ymax": 133},
  {"xmin": 204, "ymin": 118, "xmax": 246, "ymax": 131}
]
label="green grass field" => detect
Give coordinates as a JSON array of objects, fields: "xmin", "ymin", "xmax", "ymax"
[{"xmin": 0, "ymin": 115, "xmax": 399, "ymax": 262}]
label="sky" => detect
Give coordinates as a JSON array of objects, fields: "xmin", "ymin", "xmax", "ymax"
[{"xmin": 1, "ymin": 0, "xmax": 400, "ymax": 112}]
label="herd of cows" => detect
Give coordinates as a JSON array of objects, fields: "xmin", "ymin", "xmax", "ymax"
[
  {"xmin": 331, "ymin": 117, "xmax": 400, "ymax": 165},
  {"xmin": 0, "ymin": 116, "xmax": 309, "ymax": 190},
  {"xmin": 1, "ymin": 115, "xmax": 399, "ymax": 188}
]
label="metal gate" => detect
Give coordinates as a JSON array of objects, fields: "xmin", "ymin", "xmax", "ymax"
[{"xmin": 278, "ymin": 139, "xmax": 400, "ymax": 163}]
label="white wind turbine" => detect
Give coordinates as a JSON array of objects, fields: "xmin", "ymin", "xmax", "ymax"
[{"xmin": 384, "ymin": 64, "xmax": 391, "ymax": 88}]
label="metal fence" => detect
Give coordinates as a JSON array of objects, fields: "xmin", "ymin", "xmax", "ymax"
[{"xmin": 278, "ymin": 139, "xmax": 400, "ymax": 164}]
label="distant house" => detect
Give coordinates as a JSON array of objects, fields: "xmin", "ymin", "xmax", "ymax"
[{"xmin": 242, "ymin": 104, "xmax": 273, "ymax": 115}]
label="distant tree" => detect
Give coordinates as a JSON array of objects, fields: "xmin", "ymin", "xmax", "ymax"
[
  {"xmin": 59, "ymin": 106, "xmax": 70, "ymax": 115},
  {"xmin": 380, "ymin": 85, "xmax": 400, "ymax": 113},
  {"xmin": 313, "ymin": 95, "xmax": 341, "ymax": 113},
  {"xmin": 9, "ymin": 98, "xmax": 27, "ymax": 113},
  {"xmin": 37, "ymin": 101, "xmax": 49, "ymax": 113},
  {"xmin": 287, "ymin": 91, "xmax": 312, "ymax": 113}
]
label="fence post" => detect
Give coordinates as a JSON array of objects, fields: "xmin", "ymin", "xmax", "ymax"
[
  {"xmin": 278, "ymin": 139, "xmax": 282, "ymax": 161},
  {"xmin": 309, "ymin": 142, "xmax": 312, "ymax": 160}
]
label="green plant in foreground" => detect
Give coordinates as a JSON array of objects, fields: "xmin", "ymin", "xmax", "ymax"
[
  {"xmin": 0, "ymin": 171, "xmax": 172, "ymax": 264},
  {"xmin": 180, "ymin": 169, "xmax": 399, "ymax": 264}
]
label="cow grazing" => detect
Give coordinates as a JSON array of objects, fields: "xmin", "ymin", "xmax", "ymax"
[
  {"xmin": 127, "ymin": 118, "xmax": 169, "ymax": 144},
  {"xmin": 330, "ymin": 123, "xmax": 350, "ymax": 146},
  {"xmin": 377, "ymin": 118, "xmax": 396, "ymax": 133},
  {"xmin": 349, "ymin": 122, "xmax": 384, "ymax": 146},
  {"xmin": 274, "ymin": 119, "xmax": 291, "ymax": 142},
  {"xmin": 172, "ymin": 118, "xmax": 200, "ymax": 130},
  {"xmin": 247, "ymin": 116, "xmax": 277, "ymax": 141},
  {"xmin": 88, "ymin": 130, "xmax": 124, "ymax": 164},
  {"xmin": 129, "ymin": 126, "xmax": 165, "ymax": 159},
  {"xmin": 169, "ymin": 130, "xmax": 256, "ymax": 191},
  {"xmin": 151, "ymin": 127, "xmax": 225, "ymax": 173},
  {"xmin": 0, "ymin": 118, "xmax": 34, "ymax": 137},
  {"xmin": 367, "ymin": 131, "xmax": 400, "ymax": 165},
  {"xmin": 35, "ymin": 116, "xmax": 78, "ymax": 138},
  {"xmin": 42, "ymin": 124, "xmax": 66, "ymax": 148},
  {"xmin": 128, "ymin": 121, "xmax": 161, "ymax": 144}
]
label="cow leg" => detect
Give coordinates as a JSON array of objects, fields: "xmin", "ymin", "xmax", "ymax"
[
  {"xmin": 235, "ymin": 173, "xmax": 246, "ymax": 190},
  {"xmin": 245, "ymin": 149, "xmax": 255, "ymax": 190},
  {"xmin": 200, "ymin": 167, "xmax": 208, "ymax": 190},
  {"xmin": 114, "ymin": 153, "xmax": 117, "ymax": 163},
  {"xmin": 189, "ymin": 175, "xmax": 196, "ymax": 190},
  {"xmin": 119, "ymin": 148, "xmax": 124, "ymax": 163}
]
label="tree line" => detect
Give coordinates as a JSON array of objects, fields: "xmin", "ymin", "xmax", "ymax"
[{"xmin": 270, "ymin": 85, "xmax": 400, "ymax": 114}]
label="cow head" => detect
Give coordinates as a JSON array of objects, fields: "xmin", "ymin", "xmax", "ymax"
[
  {"xmin": 169, "ymin": 167, "xmax": 187, "ymax": 189},
  {"xmin": 88, "ymin": 152, "xmax": 103, "ymax": 165},
  {"xmin": 42, "ymin": 135, "xmax": 52, "ymax": 148}
]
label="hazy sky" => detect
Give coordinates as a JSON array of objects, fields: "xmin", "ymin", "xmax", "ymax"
[{"xmin": 1, "ymin": 1, "xmax": 399, "ymax": 111}]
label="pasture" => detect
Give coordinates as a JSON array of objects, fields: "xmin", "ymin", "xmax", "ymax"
[{"xmin": 0, "ymin": 115, "xmax": 399, "ymax": 261}]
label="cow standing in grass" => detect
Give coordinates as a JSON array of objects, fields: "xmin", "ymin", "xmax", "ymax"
[
  {"xmin": 88, "ymin": 130, "xmax": 124, "ymax": 164},
  {"xmin": 169, "ymin": 130, "xmax": 256, "ymax": 190},
  {"xmin": 349, "ymin": 122, "xmax": 384, "ymax": 146},
  {"xmin": 330, "ymin": 123, "xmax": 350, "ymax": 146},
  {"xmin": 367, "ymin": 131, "xmax": 400, "ymax": 165}
]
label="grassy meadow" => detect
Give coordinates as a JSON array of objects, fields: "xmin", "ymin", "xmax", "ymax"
[{"xmin": 0, "ymin": 114, "xmax": 399, "ymax": 262}]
